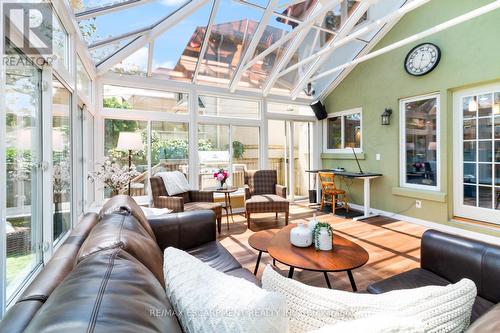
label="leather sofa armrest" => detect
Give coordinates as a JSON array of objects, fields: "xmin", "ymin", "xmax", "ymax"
[
  {"xmin": 466, "ymin": 303, "xmax": 500, "ymax": 333},
  {"xmin": 153, "ymin": 196, "xmax": 184, "ymax": 212},
  {"xmin": 189, "ymin": 190, "xmax": 214, "ymax": 203},
  {"xmin": 244, "ymin": 185, "xmax": 251, "ymax": 199},
  {"xmin": 148, "ymin": 210, "xmax": 216, "ymax": 251},
  {"xmin": 276, "ymin": 184, "xmax": 287, "ymax": 198}
]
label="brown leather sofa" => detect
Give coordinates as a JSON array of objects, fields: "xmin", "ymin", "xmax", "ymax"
[
  {"xmin": 0, "ymin": 195, "xmax": 257, "ymax": 333},
  {"xmin": 367, "ymin": 229, "xmax": 500, "ymax": 329}
]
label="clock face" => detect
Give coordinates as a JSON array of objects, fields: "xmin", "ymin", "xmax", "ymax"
[{"xmin": 404, "ymin": 43, "xmax": 441, "ymax": 76}]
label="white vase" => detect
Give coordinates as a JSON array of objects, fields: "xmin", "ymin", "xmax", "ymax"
[
  {"xmin": 317, "ymin": 227, "xmax": 333, "ymax": 251},
  {"xmin": 290, "ymin": 223, "xmax": 313, "ymax": 247}
]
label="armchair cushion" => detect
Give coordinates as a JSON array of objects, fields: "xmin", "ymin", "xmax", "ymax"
[
  {"xmin": 154, "ymin": 195, "xmax": 184, "ymax": 212},
  {"xmin": 245, "ymin": 194, "xmax": 289, "ymax": 214}
]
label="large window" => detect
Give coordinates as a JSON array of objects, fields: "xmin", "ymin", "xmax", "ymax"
[
  {"xmin": 231, "ymin": 126, "xmax": 260, "ymax": 187},
  {"xmin": 4, "ymin": 44, "xmax": 43, "ymax": 300},
  {"xmin": 400, "ymin": 94, "xmax": 440, "ymax": 190},
  {"xmin": 76, "ymin": 57, "xmax": 91, "ymax": 100},
  {"xmin": 198, "ymin": 124, "xmax": 230, "ymax": 189},
  {"xmin": 103, "ymin": 85, "xmax": 188, "ymax": 114},
  {"xmin": 52, "ymin": 12, "xmax": 69, "ymax": 70},
  {"xmin": 52, "ymin": 78, "xmax": 72, "ymax": 242},
  {"xmin": 104, "ymin": 119, "xmax": 148, "ymax": 198},
  {"xmin": 324, "ymin": 108, "xmax": 362, "ymax": 152},
  {"xmin": 151, "ymin": 122, "xmax": 189, "ymax": 176},
  {"xmin": 199, "ymin": 96, "xmax": 259, "ymax": 119}
]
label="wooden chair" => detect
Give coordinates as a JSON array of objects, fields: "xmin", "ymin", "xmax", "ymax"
[{"xmin": 318, "ymin": 172, "xmax": 349, "ymax": 215}]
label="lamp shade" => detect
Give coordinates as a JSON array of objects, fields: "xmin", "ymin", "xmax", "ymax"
[{"xmin": 116, "ymin": 132, "xmax": 143, "ymax": 151}]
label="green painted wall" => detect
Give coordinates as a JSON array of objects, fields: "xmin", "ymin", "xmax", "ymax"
[{"xmin": 323, "ymin": 0, "xmax": 500, "ymax": 236}]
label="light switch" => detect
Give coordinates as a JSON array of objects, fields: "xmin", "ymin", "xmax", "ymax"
[{"xmin": 376, "ymin": 154, "xmax": 381, "ymax": 161}]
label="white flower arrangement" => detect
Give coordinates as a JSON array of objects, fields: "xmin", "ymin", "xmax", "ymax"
[{"xmin": 88, "ymin": 156, "xmax": 141, "ymax": 195}]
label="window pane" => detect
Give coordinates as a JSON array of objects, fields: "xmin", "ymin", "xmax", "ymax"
[
  {"xmin": 151, "ymin": 122, "xmax": 189, "ymax": 176},
  {"xmin": 103, "ymin": 85, "xmax": 188, "ymax": 114},
  {"xmin": 268, "ymin": 120, "xmax": 288, "ymax": 192},
  {"xmin": 85, "ymin": 112, "xmax": 95, "ymax": 207},
  {"xmin": 294, "ymin": 122, "xmax": 312, "ymax": 197},
  {"xmin": 52, "ymin": 78, "xmax": 72, "ymax": 242},
  {"xmin": 404, "ymin": 96, "xmax": 438, "ymax": 187},
  {"xmin": 344, "ymin": 113, "xmax": 361, "ymax": 148},
  {"xmin": 77, "ymin": 57, "xmax": 91, "ymax": 99},
  {"xmin": 5, "ymin": 44, "xmax": 43, "ymax": 298},
  {"xmin": 232, "ymin": 126, "xmax": 260, "ymax": 188},
  {"xmin": 199, "ymin": 96, "xmax": 259, "ymax": 119},
  {"xmin": 478, "ymin": 93, "xmax": 492, "ymax": 117},
  {"xmin": 327, "ymin": 117, "xmax": 341, "ymax": 149},
  {"xmin": 53, "ymin": 13, "xmax": 69, "ymax": 69},
  {"xmin": 198, "ymin": 124, "xmax": 230, "ymax": 189},
  {"xmin": 267, "ymin": 103, "xmax": 314, "ymax": 116},
  {"xmin": 104, "ymin": 120, "xmax": 148, "ymax": 198}
]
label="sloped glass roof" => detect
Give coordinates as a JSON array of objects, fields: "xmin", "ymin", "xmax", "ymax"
[{"xmin": 72, "ymin": 0, "xmax": 409, "ymax": 99}]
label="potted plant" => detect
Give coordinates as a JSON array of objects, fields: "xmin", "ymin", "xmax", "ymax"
[
  {"xmin": 88, "ymin": 156, "xmax": 141, "ymax": 196},
  {"xmin": 213, "ymin": 168, "xmax": 229, "ymax": 189},
  {"xmin": 312, "ymin": 222, "xmax": 333, "ymax": 251}
]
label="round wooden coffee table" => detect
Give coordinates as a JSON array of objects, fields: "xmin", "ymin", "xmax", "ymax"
[
  {"xmin": 248, "ymin": 229, "xmax": 279, "ymax": 275},
  {"xmin": 267, "ymin": 224, "xmax": 369, "ymax": 291}
]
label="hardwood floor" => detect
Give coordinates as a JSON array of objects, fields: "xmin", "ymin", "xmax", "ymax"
[{"xmin": 217, "ymin": 202, "xmax": 427, "ymax": 292}]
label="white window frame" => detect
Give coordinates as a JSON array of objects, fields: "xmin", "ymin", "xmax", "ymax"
[
  {"xmin": 323, "ymin": 107, "xmax": 363, "ymax": 153},
  {"xmin": 399, "ymin": 93, "xmax": 441, "ymax": 191}
]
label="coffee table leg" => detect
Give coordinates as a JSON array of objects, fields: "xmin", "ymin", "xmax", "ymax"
[
  {"xmin": 347, "ymin": 270, "xmax": 357, "ymax": 292},
  {"xmin": 288, "ymin": 266, "xmax": 294, "ymax": 278},
  {"xmin": 254, "ymin": 251, "xmax": 262, "ymax": 275},
  {"xmin": 323, "ymin": 272, "xmax": 332, "ymax": 289}
]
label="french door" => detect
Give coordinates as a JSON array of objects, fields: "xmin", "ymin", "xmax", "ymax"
[
  {"xmin": 267, "ymin": 120, "xmax": 313, "ymax": 201},
  {"xmin": 453, "ymin": 85, "xmax": 500, "ymax": 224}
]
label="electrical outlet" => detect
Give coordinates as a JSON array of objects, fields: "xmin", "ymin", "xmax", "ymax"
[
  {"xmin": 376, "ymin": 154, "xmax": 381, "ymax": 161},
  {"xmin": 415, "ymin": 200, "xmax": 422, "ymax": 209}
]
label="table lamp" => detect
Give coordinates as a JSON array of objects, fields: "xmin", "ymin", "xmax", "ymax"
[{"xmin": 117, "ymin": 132, "xmax": 143, "ymax": 195}]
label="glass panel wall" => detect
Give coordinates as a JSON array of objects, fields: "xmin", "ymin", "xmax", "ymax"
[
  {"xmin": 85, "ymin": 112, "xmax": 95, "ymax": 206},
  {"xmin": 199, "ymin": 96, "xmax": 260, "ymax": 119},
  {"xmin": 53, "ymin": 13, "xmax": 69, "ymax": 69},
  {"xmin": 198, "ymin": 124, "xmax": 230, "ymax": 189},
  {"xmin": 151, "ymin": 122, "xmax": 189, "ymax": 176},
  {"xmin": 293, "ymin": 121, "xmax": 312, "ymax": 198},
  {"xmin": 104, "ymin": 119, "xmax": 148, "ymax": 198},
  {"xmin": 231, "ymin": 126, "xmax": 260, "ymax": 187},
  {"xmin": 52, "ymin": 78, "xmax": 72, "ymax": 242},
  {"xmin": 4, "ymin": 45, "xmax": 43, "ymax": 299},
  {"xmin": 76, "ymin": 57, "xmax": 91, "ymax": 100},
  {"xmin": 103, "ymin": 85, "xmax": 188, "ymax": 114}
]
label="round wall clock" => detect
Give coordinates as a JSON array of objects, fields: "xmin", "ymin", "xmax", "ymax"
[{"xmin": 404, "ymin": 43, "xmax": 441, "ymax": 76}]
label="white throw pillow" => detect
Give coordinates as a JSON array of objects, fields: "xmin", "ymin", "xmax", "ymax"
[
  {"xmin": 157, "ymin": 171, "xmax": 191, "ymax": 196},
  {"xmin": 163, "ymin": 247, "xmax": 288, "ymax": 333},
  {"xmin": 261, "ymin": 265, "xmax": 476, "ymax": 333}
]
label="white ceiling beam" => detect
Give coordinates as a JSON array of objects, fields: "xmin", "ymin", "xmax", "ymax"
[
  {"xmin": 96, "ymin": 0, "xmax": 210, "ymax": 75},
  {"xmin": 193, "ymin": 0, "xmax": 221, "ymax": 83},
  {"xmin": 242, "ymin": 0, "xmax": 341, "ymax": 72},
  {"xmin": 309, "ymin": 0, "xmax": 500, "ymax": 84},
  {"xmin": 290, "ymin": 0, "xmax": 374, "ymax": 99},
  {"xmin": 147, "ymin": 41, "xmax": 154, "ymax": 76},
  {"xmin": 229, "ymin": 0, "xmax": 279, "ymax": 92},
  {"xmin": 262, "ymin": 0, "xmax": 342, "ymax": 96},
  {"xmin": 279, "ymin": 0, "xmax": 430, "ymax": 78},
  {"xmin": 75, "ymin": 0, "xmax": 155, "ymax": 21}
]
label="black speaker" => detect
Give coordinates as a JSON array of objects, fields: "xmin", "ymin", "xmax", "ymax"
[{"xmin": 310, "ymin": 100, "xmax": 327, "ymax": 120}]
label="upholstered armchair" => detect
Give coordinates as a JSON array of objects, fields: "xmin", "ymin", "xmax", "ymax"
[
  {"xmin": 150, "ymin": 176, "xmax": 223, "ymax": 233},
  {"xmin": 244, "ymin": 170, "xmax": 289, "ymax": 229}
]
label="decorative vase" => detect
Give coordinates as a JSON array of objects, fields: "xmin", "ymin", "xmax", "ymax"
[
  {"xmin": 218, "ymin": 181, "xmax": 226, "ymax": 190},
  {"xmin": 308, "ymin": 213, "xmax": 318, "ymax": 232},
  {"xmin": 290, "ymin": 223, "xmax": 313, "ymax": 247},
  {"xmin": 317, "ymin": 227, "xmax": 333, "ymax": 251}
]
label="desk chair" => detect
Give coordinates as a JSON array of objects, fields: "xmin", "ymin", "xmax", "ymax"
[{"xmin": 318, "ymin": 172, "xmax": 349, "ymax": 215}]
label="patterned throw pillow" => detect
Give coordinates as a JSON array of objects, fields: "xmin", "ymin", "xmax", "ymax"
[
  {"xmin": 163, "ymin": 248, "xmax": 288, "ymax": 333},
  {"xmin": 262, "ymin": 265, "xmax": 476, "ymax": 333}
]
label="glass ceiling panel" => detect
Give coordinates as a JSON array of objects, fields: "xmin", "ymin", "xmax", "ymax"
[
  {"xmin": 89, "ymin": 36, "xmax": 137, "ymax": 64},
  {"xmin": 110, "ymin": 44, "xmax": 149, "ymax": 76},
  {"xmin": 77, "ymin": 0, "xmax": 189, "ymax": 45},
  {"xmin": 151, "ymin": 1, "xmax": 213, "ymax": 82},
  {"xmin": 195, "ymin": 0, "xmax": 264, "ymax": 88},
  {"xmin": 72, "ymin": 0, "xmax": 134, "ymax": 12}
]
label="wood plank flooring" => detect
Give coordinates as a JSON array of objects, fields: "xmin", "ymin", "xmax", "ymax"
[{"xmin": 217, "ymin": 202, "xmax": 427, "ymax": 292}]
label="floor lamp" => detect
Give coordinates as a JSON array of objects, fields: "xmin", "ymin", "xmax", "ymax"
[{"xmin": 117, "ymin": 132, "xmax": 143, "ymax": 196}]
